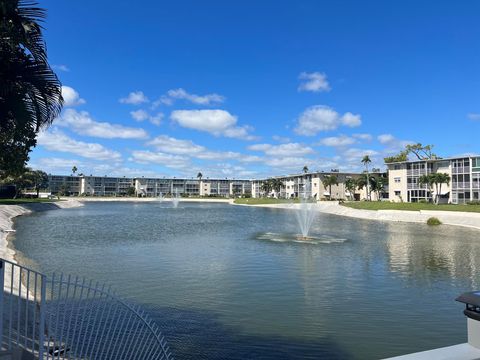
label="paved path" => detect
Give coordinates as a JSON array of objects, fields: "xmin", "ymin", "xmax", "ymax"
[{"xmin": 238, "ymin": 202, "xmax": 480, "ymax": 230}]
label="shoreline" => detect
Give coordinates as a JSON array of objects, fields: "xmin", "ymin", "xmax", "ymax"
[
  {"xmin": 235, "ymin": 201, "xmax": 480, "ymax": 231},
  {"xmin": 62, "ymin": 196, "xmax": 232, "ymax": 203},
  {"xmin": 0, "ymin": 199, "xmax": 84, "ymax": 265}
]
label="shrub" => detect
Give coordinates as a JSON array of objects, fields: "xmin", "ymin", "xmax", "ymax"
[
  {"xmin": 427, "ymin": 217, "xmax": 442, "ymax": 226},
  {"xmin": 467, "ymin": 201, "xmax": 480, "ymax": 205}
]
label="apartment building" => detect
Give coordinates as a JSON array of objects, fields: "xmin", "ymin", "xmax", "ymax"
[
  {"xmin": 48, "ymin": 175, "xmax": 252, "ymax": 197},
  {"xmin": 387, "ymin": 156, "xmax": 480, "ymax": 204},
  {"xmin": 252, "ymin": 171, "xmax": 388, "ymax": 201}
]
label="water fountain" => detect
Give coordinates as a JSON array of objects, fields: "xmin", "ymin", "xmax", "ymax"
[
  {"xmin": 294, "ymin": 182, "xmax": 317, "ymax": 240},
  {"xmin": 157, "ymin": 192, "xmax": 164, "ymax": 202},
  {"xmin": 171, "ymin": 189, "xmax": 180, "ymax": 208}
]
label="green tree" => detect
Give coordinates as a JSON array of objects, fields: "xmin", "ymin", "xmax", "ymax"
[
  {"xmin": 72, "ymin": 165, "xmax": 78, "ymax": 176},
  {"xmin": 197, "ymin": 172, "xmax": 203, "ymax": 180},
  {"xmin": 126, "ymin": 186, "xmax": 136, "ymax": 197},
  {"xmin": 356, "ymin": 174, "xmax": 376, "ymax": 201},
  {"xmin": 270, "ymin": 178, "xmax": 283, "ymax": 198},
  {"xmin": 361, "ymin": 155, "xmax": 372, "ymax": 200},
  {"xmin": 419, "ymin": 173, "xmax": 450, "ymax": 204},
  {"xmin": 344, "ymin": 178, "xmax": 357, "ymax": 200},
  {"xmin": 260, "ymin": 179, "xmax": 273, "ymax": 197},
  {"xmin": 0, "ymin": 1, "xmax": 63, "ymax": 179},
  {"xmin": 372, "ymin": 175, "xmax": 388, "ymax": 201},
  {"xmin": 302, "ymin": 165, "xmax": 309, "ymax": 174},
  {"xmin": 321, "ymin": 175, "xmax": 338, "ymax": 199},
  {"xmin": 384, "ymin": 150, "xmax": 408, "ymax": 164}
]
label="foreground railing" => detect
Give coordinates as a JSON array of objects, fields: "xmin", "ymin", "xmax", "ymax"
[{"xmin": 1, "ymin": 258, "xmax": 173, "ymax": 359}]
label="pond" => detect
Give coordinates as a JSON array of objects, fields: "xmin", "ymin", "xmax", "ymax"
[{"xmin": 11, "ymin": 201, "xmax": 480, "ymax": 359}]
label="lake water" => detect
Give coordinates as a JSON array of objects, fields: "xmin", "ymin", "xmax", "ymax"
[{"xmin": 11, "ymin": 202, "xmax": 480, "ymax": 359}]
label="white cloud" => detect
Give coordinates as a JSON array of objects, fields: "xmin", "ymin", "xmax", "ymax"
[
  {"xmin": 119, "ymin": 91, "xmax": 149, "ymax": 105},
  {"xmin": 353, "ymin": 133, "xmax": 373, "ymax": 141},
  {"xmin": 149, "ymin": 113, "xmax": 164, "ymax": 126},
  {"xmin": 130, "ymin": 150, "xmax": 190, "ymax": 169},
  {"xmin": 341, "ymin": 112, "xmax": 361, "ymax": 127},
  {"xmin": 37, "ymin": 130, "xmax": 122, "ymax": 161},
  {"xmin": 467, "ymin": 113, "xmax": 480, "ymax": 121},
  {"xmin": 61, "ymin": 86, "xmax": 85, "ymax": 107},
  {"xmin": 298, "ymin": 72, "xmax": 331, "ymax": 92},
  {"xmin": 317, "ymin": 136, "xmax": 356, "ymax": 147},
  {"xmin": 248, "ymin": 142, "xmax": 314, "ymax": 157},
  {"xmin": 167, "ymin": 88, "xmax": 225, "ymax": 105},
  {"xmin": 294, "ymin": 105, "xmax": 361, "ymax": 136},
  {"xmin": 130, "ymin": 110, "xmax": 163, "ymax": 126},
  {"xmin": 56, "ymin": 109, "xmax": 148, "ymax": 139},
  {"xmin": 130, "ymin": 109, "xmax": 149, "ymax": 122},
  {"xmin": 148, "ymin": 135, "xmax": 205, "ymax": 155},
  {"xmin": 53, "ymin": 64, "xmax": 70, "ymax": 72},
  {"xmin": 378, "ymin": 134, "xmax": 396, "ymax": 144},
  {"xmin": 272, "ymin": 135, "xmax": 291, "ymax": 143},
  {"xmin": 170, "ymin": 109, "xmax": 256, "ymax": 140}
]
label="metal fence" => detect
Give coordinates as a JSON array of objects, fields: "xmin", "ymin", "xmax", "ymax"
[{"xmin": 1, "ymin": 258, "xmax": 173, "ymax": 360}]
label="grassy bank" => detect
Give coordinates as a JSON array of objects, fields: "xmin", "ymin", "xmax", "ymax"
[
  {"xmin": 234, "ymin": 198, "xmax": 298, "ymax": 205},
  {"xmin": 342, "ymin": 201, "xmax": 480, "ymax": 213},
  {"xmin": 0, "ymin": 198, "xmax": 60, "ymax": 205}
]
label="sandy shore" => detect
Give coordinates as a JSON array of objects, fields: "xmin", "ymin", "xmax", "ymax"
[{"xmin": 236, "ymin": 201, "xmax": 480, "ymax": 230}]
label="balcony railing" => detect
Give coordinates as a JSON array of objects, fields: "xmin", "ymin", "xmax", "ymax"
[{"xmin": 1, "ymin": 258, "xmax": 173, "ymax": 360}]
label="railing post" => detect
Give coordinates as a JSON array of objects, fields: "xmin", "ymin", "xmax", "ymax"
[
  {"xmin": 0, "ymin": 260, "xmax": 4, "ymax": 347},
  {"xmin": 38, "ymin": 274, "xmax": 47, "ymax": 360}
]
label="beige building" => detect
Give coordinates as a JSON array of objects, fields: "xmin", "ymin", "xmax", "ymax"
[
  {"xmin": 252, "ymin": 171, "xmax": 387, "ymax": 201},
  {"xmin": 387, "ymin": 156, "xmax": 480, "ymax": 204}
]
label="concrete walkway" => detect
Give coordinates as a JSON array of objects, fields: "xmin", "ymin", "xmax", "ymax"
[{"xmin": 238, "ymin": 201, "xmax": 480, "ymax": 231}]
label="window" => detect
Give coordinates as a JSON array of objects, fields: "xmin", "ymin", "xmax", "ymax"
[
  {"xmin": 394, "ymin": 165, "xmax": 401, "ymax": 170},
  {"xmin": 394, "ymin": 191, "xmax": 401, "ymax": 196},
  {"xmin": 394, "ymin": 177, "xmax": 401, "ymax": 183}
]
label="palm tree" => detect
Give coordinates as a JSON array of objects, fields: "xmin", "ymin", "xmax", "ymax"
[
  {"xmin": 197, "ymin": 172, "xmax": 203, "ymax": 181},
  {"xmin": 302, "ymin": 165, "xmax": 309, "ymax": 174},
  {"xmin": 260, "ymin": 179, "xmax": 273, "ymax": 197},
  {"xmin": 361, "ymin": 155, "xmax": 372, "ymax": 200},
  {"xmin": 321, "ymin": 175, "xmax": 338, "ymax": 200},
  {"xmin": 270, "ymin": 178, "xmax": 283, "ymax": 198},
  {"xmin": 418, "ymin": 174, "xmax": 434, "ymax": 203},
  {"xmin": 372, "ymin": 176, "xmax": 388, "ymax": 201},
  {"xmin": 344, "ymin": 178, "xmax": 357, "ymax": 200},
  {"xmin": 432, "ymin": 173, "xmax": 450, "ymax": 205},
  {"xmin": 0, "ymin": 1, "xmax": 63, "ymax": 177},
  {"xmin": 72, "ymin": 166, "xmax": 78, "ymax": 176}
]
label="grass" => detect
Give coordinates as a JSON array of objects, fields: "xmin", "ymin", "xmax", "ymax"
[
  {"xmin": 0, "ymin": 198, "xmax": 60, "ymax": 205},
  {"xmin": 234, "ymin": 198, "xmax": 298, "ymax": 205},
  {"xmin": 342, "ymin": 201, "xmax": 480, "ymax": 213}
]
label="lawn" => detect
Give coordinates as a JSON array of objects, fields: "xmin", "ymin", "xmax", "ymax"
[
  {"xmin": 234, "ymin": 198, "xmax": 298, "ymax": 205},
  {"xmin": 0, "ymin": 198, "xmax": 60, "ymax": 205},
  {"xmin": 342, "ymin": 201, "xmax": 480, "ymax": 213}
]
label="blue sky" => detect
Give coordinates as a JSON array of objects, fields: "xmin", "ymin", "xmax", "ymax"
[{"xmin": 31, "ymin": 0, "xmax": 480, "ymax": 178}]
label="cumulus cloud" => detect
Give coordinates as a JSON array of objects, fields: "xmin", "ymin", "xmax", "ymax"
[
  {"xmin": 130, "ymin": 150, "xmax": 190, "ymax": 169},
  {"xmin": 316, "ymin": 135, "xmax": 356, "ymax": 147},
  {"xmin": 56, "ymin": 109, "xmax": 148, "ymax": 139},
  {"xmin": 119, "ymin": 91, "xmax": 149, "ymax": 105},
  {"xmin": 170, "ymin": 109, "xmax": 256, "ymax": 140},
  {"xmin": 130, "ymin": 110, "xmax": 163, "ymax": 126},
  {"xmin": 467, "ymin": 113, "xmax": 480, "ymax": 121},
  {"xmin": 377, "ymin": 134, "xmax": 396, "ymax": 144},
  {"xmin": 61, "ymin": 86, "xmax": 85, "ymax": 107},
  {"xmin": 353, "ymin": 133, "xmax": 373, "ymax": 141},
  {"xmin": 167, "ymin": 88, "xmax": 225, "ymax": 105},
  {"xmin": 37, "ymin": 130, "xmax": 122, "ymax": 161},
  {"xmin": 248, "ymin": 142, "xmax": 314, "ymax": 157},
  {"xmin": 294, "ymin": 105, "xmax": 361, "ymax": 136},
  {"xmin": 298, "ymin": 72, "xmax": 331, "ymax": 92},
  {"xmin": 272, "ymin": 135, "xmax": 291, "ymax": 143}
]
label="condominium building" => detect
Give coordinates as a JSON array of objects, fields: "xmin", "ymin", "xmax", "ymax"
[
  {"xmin": 47, "ymin": 175, "xmax": 252, "ymax": 197},
  {"xmin": 252, "ymin": 171, "xmax": 388, "ymax": 201},
  {"xmin": 387, "ymin": 156, "xmax": 480, "ymax": 204}
]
